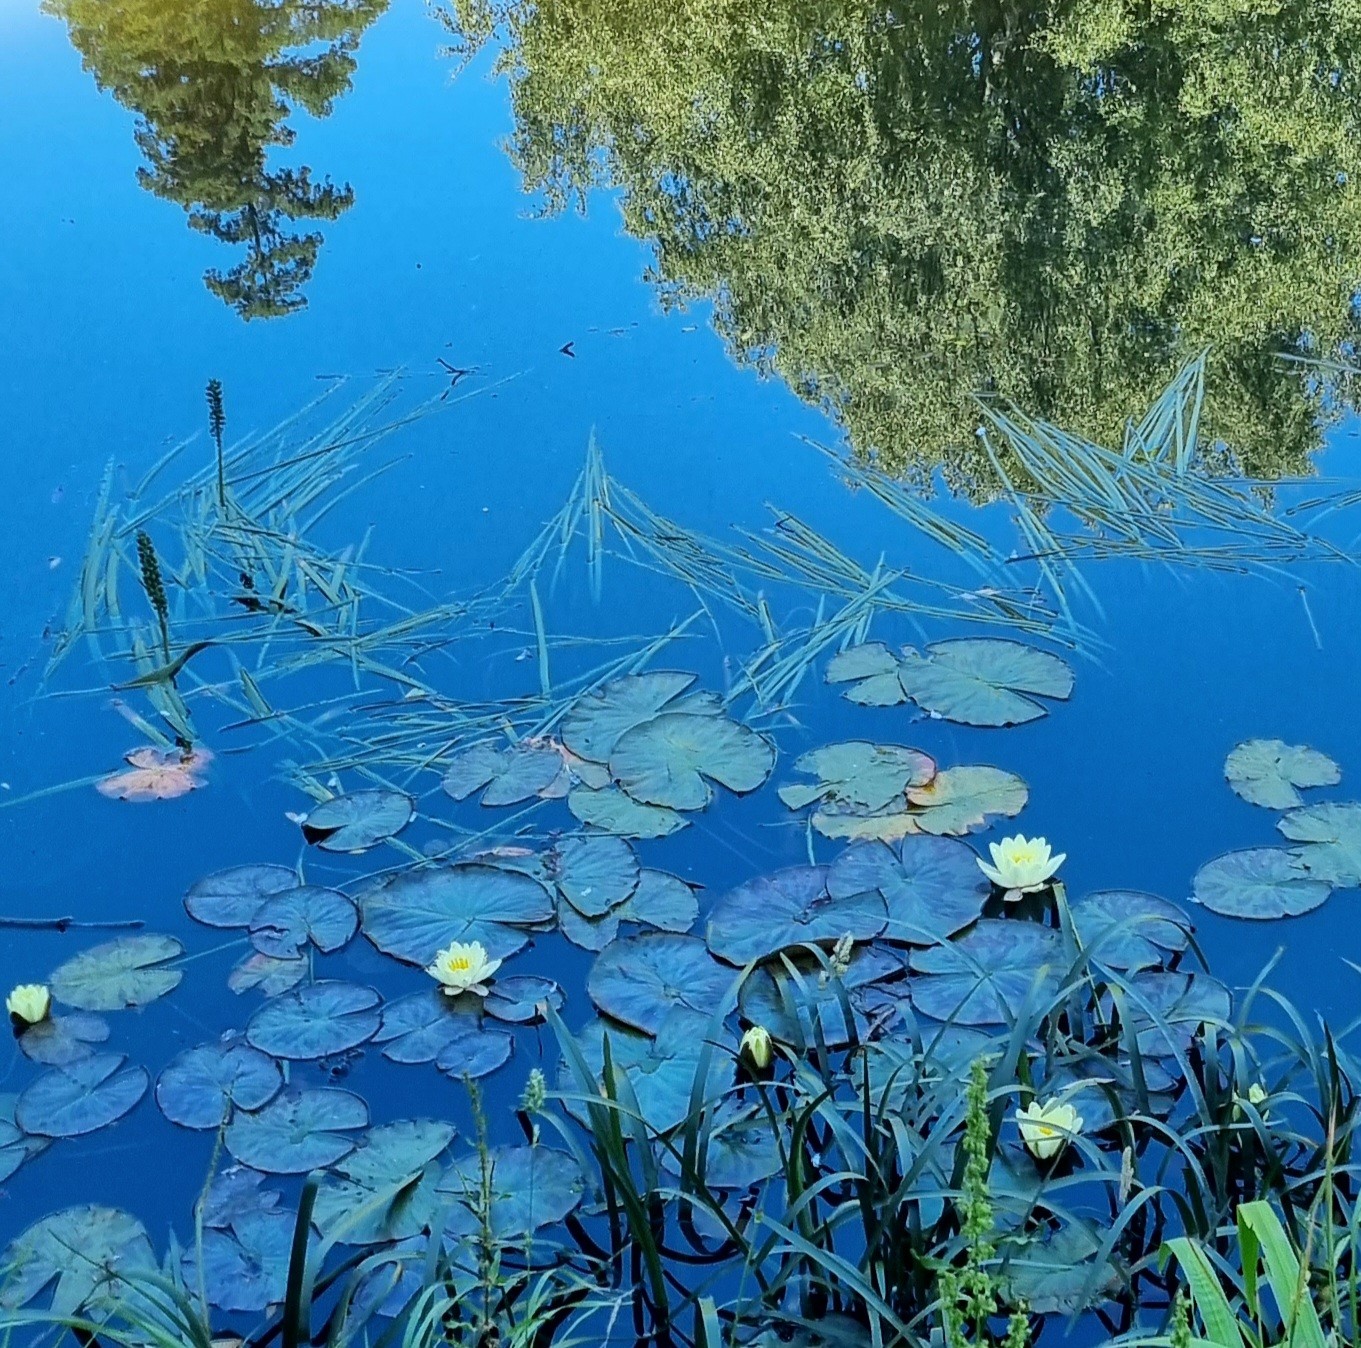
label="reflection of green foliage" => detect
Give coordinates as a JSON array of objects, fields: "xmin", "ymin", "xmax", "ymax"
[
  {"xmin": 446, "ymin": 0, "xmax": 1361, "ymax": 487},
  {"xmin": 47, "ymin": 0, "xmax": 387, "ymax": 319}
]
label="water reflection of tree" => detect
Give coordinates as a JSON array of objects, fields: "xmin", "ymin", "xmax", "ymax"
[
  {"xmin": 444, "ymin": 0, "xmax": 1361, "ymax": 488},
  {"xmin": 48, "ymin": 0, "xmax": 387, "ymax": 319}
]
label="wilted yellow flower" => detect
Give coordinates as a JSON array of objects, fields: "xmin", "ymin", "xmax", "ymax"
[
  {"xmin": 978, "ymin": 835, "xmax": 1065, "ymax": 901},
  {"xmin": 740, "ymin": 1024, "xmax": 773, "ymax": 1071},
  {"xmin": 6, "ymin": 984, "xmax": 51, "ymax": 1025},
  {"xmin": 426, "ymin": 941, "xmax": 501, "ymax": 997},
  {"xmin": 1016, "ymin": 1097, "xmax": 1083, "ymax": 1160}
]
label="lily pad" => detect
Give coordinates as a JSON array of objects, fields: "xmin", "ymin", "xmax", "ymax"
[
  {"xmin": 96, "ymin": 746, "xmax": 212, "ymax": 802},
  {"xmin": 707, "ymin": 865, "xmax": 887, "ymax": 966},
  {"xmin": 16, "ymin": 1012, "xmax": 109, "ymax": 1067},
  {"xmin": 618, "ymin": 869, "xmax": 699, "ymax": 932},
  {"xmin": 664, "ymin": 1105, "xmax": 782, "ymax": 1189},
  {"xmin": 1225, "ymin": 739, "xmax": 1340, "ymax": 810},
  {"xmin": 908, "ymin": 921, "xmax": 1064, "ymax": 1025},
  {"xmin": 567, "ymin": 784, "xmax": 689, "ymax": 838},
  {"xmin": 229, "ymin": 951, "xmax": 308, "ymax": 997},
  {"xmin": 738, "ymin": 966, "xmax": 871, "ymax": 1050},
  {"xmin": 374, "ymin": 992, "xmax": 512, "ymax": 1077},
  {"xmin": 246, "ymin": 981, "xmax": 381, "ymax": 1061},
  {"xmin": 1070, "ymin": 891, "xmax": 1193, "ymax": 967},
  {"xmin": 1001, "ymin": 1221, "xmax": 1120, "ymax": 1313},
  {"xmin": 905, "ymin": 766, "xmax": 1028, "ymax": 835},
  {"xmin": 156, "ymin": 1039, "xmax": 284, "ymax": 1130},
  {"xmin": 184, "ymin": 1211, "xmax": 294, "ymax": 1313},
  {"xmin": 360, "ymin": 862, "xmax": 555, "ymax": 966},
  {"xmin": 484, "ymin": 976, "xmax": 564, "ymax": 1024},
  {"xmin": 588, "ymin": 934, "xmax": 734, "ymax": 1033},
  {"xmin": 225, "ymin": 1088, "xmax": 369, "ymax": 1174},
  {"xmin": 561, "ymin": 671, "xmax": 698, "ymax": 762},
  {"xmin": 825, "ymin": 643, "xmax": 911, "ymax": 706},
  {"xmin": 1193, "ymin": 848, "xmax": 1332, "ymax": 920},
  {"xmin": 50, "ymin": 934, "xmax": 183, "ymax": 1011},
  {"xmin": 439, "ymin": 1145, "xmax": 585, "ymax": 1241},
  {"xmin": 1278, "ymin": 802, "xmax": 1361, "ymax": 887},
  {"xmin": 558, "ymin": 896, "xmax": 621, "ymax": 951},
  {"xmin": 16, "ymin": 1052, "xmax": 148, "ymax": 1138},
  {"xmin": 780, "ymin": 741, "xmax": 936, "ymax": 813},
  {"xmin": 249, "ymin": 885, "xmax": 359, "ymax": 958},
  {"xmin": 552, "ymin": 833, "xmax": 639, "ymax": 917},
  {"xmin": 897, "ymin": 639, "xmax": 1074, "ymax": 727},
  {"xmin": 1121, "ymin": 972, "xmax": 1231, "ymax": 1057},
  {"xmin": 609, "ymin": 711, "xmax": 775, "ymax": 811},
  {"xmin": 442, "ymin": 741, "xmax": 564, "ymax": 806},
  {"xmin": 0, "ymin": 1097, "xmax": 48, "ymax": 1183},
  {"xmin": 0, "ymin": 1206, "xmax": 154, "ymax": 1315},
  {"xmin": 302, "ymin": 790, "xmax": 414, "ymax": 852},
  {"xmin": 185, "ymin": 863, "xmax": 298, "ymax": 928},
  {"xmin": 826, "ymin": 835, "xmax": 990, "ymax": 945}
]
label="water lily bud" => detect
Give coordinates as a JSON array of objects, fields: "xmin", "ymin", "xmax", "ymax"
[
  {"xmin": 6, "ymin": 984, "xmax": 51, "ymax": 1026},
  {"xmin": 1016, "ymin": 1097, "xmax": 1083, "ymax": 1161},
  {"xmin": 977, "ymin": 835, "xmax": 1066, "ymax": 903},
  {"xmin": 426, "ymin": 941, "xmax": 502, "ymax": 997},
  {"xmin": 1247, "ymin": 1082, "xmax": 1269, "ymax": 1107},
  {"xmin": 740, "ymin": 1024, "xmax": 773, "ymax": 1072}
]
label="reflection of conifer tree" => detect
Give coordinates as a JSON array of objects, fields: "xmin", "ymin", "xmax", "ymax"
[
  {"xmin": 48, "ymin": 0, "xmax": 387, "ymax": 320},
  {"xmin": 442, "ymin": 0, "xmax": 1361, "ymax": 488}
]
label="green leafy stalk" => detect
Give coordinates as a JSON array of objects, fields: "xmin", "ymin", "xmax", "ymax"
[
  {"xmin": 206, "ymin": 378, "xmax": 226, "ymax": 507},
  {"xmin": 136, "ymin": 529, "xmax": 171, "ymax": 662}
]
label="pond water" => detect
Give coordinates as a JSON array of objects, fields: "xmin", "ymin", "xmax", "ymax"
[{"xmin": 3, "ymin": 4, "xmax": 1361, "ymax": 1346}]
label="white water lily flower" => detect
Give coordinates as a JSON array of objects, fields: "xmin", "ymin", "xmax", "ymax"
[
  {"xmin": 427, "ymin": 941, "xmax": 502, "ymax": 997},
  {"xmin": 977, "ymin": 835, "xmax": 1065, "ymax": 901},
  {"xmin": 6, "ymin": 984, "xmax": 51, "ymax": 1025},
  {"xmin": 1016, "ymin": 1097, "xmax": 1083, "ymax": 1160},
  {"xmin": 740, "ymin": 1024, "xmax": 774, "ymax": 1071}
]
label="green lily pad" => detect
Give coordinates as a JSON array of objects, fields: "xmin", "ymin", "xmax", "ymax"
[
  {"xmin": 897, "ymin": 639, "xmax": 1074, "ymax": 727},
  {"xmin": 826, "ymin": 835, "xmax": 990, "ymax": 945},
  {"xmin": 561, "ymin": 671, "xmax": 698, "ymax": 762},
  {"xmin": 1193, "ymin": 848, "xmax": 1332, "ymax": 919},
  {"xmin": 825, "ymin": 642, "xmax": 910, "ymax": 706},
  {"xmin": 301, "ymin": 789, "xmax": 414, "ymax": 852},
  {"xmin": 0, "ymin": 1206, "xmax": 154, "ymax": 1315},
  {"xmin": 228, "ymin": 951, "xmax": 308, "ymax": 997},
  {"xmin": 49, "ymin": 934, "xmax": 183, "ymax": 1011},
  {"xmin": 184, "ymin": 863, "xmax": 298, "ymax": 928},
  {"xmin": 442, "ymin": 741, "xmax": 565, "ymax": 806},
  {"xmin": 16, "ymin": 1012, "xmax": 109, "ymax": 1067},
  {"xmin": 706, "ymin": 866, "xmax": 887, "ymax": 966},
  {"xmin": 484, "ymin": 976, "xmax": 564, "ymax": 1024},
  {"xmin": 225, "ymin": 1088, "xmax": 369, "ymax": 1174},
  {"xmin": 738, "ymin": 966, "xmax": 871, "ymax": 1050},
  {"xmin": 618, "ymin": 869, "xmax": 698, "ymax": 932},
  {"xmin": 16, "ymin": 1052, "xmax": 148, "ymax": 1139},
  {"xmin": 249, "ymin": 886, "xmax": 358, "ymax": 958},
  {"xmin": 588, "ymin": 933, "xmax": 734, "ymax": 1033},
  {"xmin": 558, "ymin": 895, "xmax": 621, "ymax": 951},
  {"xmin": 374, "ymin": 992, "xmax": 512, "ymax": 1077},
  {"xmin": 1225, "ymin": 739, "xmax": 1340, "ymax": 810},
  {"xmin": 0, "ymin": 1097, "xmax": 48, "ymax": 1183},
  {"xmin": 908, "ymin": 921, "xmax": 1064, "ymax": 1025},
  {"xmin": 552, "ymin": 833, "xmax": 639, "ymax": 917},
  {"xmin": 155, "ymin": 1039, "xmax": 284, "ymax": 1130},
  {"xmin": 200, "ymin": 1167, "xmax": 283, "ymax": 1228},
  {"xmin": 246, "ymin": 981, "xmax": 382, "ymax": 1061},
  {"xmin": 664, "ymin": 1105, "xmax": 782, "ymax": 1189},
  {"xmin": 609, "ymin": 711, "xmax": 775, "ymax": 811},
  {"xmin": 1001, "ymin": 1221, "xmax": 1120, "ymax": 1313},
  {"xmin": 438, "ymin": 1145, "xmax": 585, "ymax": 1241},
  {"xmin": 1070, "ymin": 891, "xmax": 1193, "ymax": 967},
  {"xmin": 780, "ymin": 741, "xmax": 936, "ymax": 813},
  {"xmin": 1278, "ymin": 801, "xmax": 1361, "ymax": 887},
  {"xmin": 906, "ymin": 766, "xmax": 1029, "ymax": 835},
  {"xmin": 1122, "ymin": 972, "xmax": 1231, "ymax": 1057},
  {"xmin": 567, "ymin": 784, "xmax": 690, "ymax": 837},
  {"xmin": 184, "ymin": 1211, "xmax": 294, "ymax": 1313},
  {"xmin": 360, "ymin": 862, "xmax": 555, "ymax": 966}
]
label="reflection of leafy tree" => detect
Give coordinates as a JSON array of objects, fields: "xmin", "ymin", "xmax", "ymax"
[
  {"xmin": 445, "ymin": 0, "xmax": 1361, "ymax": 487},
  {"xmin": 48, "ymin": 0, "xmax": 387, "ymax": 319}
]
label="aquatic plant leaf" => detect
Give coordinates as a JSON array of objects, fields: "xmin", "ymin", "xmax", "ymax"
[
  {"xmin": 246, "ymin": 981, "xmax": 381, "ymax": 1061},
  {"xmin": 811, "ymin": 801, "xmax": 917, "ymax": 842},
  {"xmin": 1225, "ymin": 738, "xmax": 1340, "ymax": 810},
  {"xmin": 185, "ymin": 1212, "xmax": 293, "ymax": 1313},
  {"xmin": 617, "ymin": 869, "xmax": 698, "ymax": 932},
  {"xmin": 0, "ymin": 1206, "xmax": 154, "ymax": 1315},
  {"xmin": 1122, "ymin": 971, "xmax": 1232, "ymax": 1057},
  {"xmin": 302, "ymin": 789, "xmax": 414, "ymax": 852},
  {"xmin": 566, "ymin": 784, "xmax": 689, "ymax": 837},
  {"xmin": 439, "ymin": 1145, "xmax": 585, "ymax": 1241},
  {"xmin": 16, "ymin": 1052, "xmax": 148, "ymax": 1138},
  {"xmin": 1001, "ymin": 1222, "xmax": 1120, "ymax": 1313},
  {"xmin": 908, "ymin": 921, "xmax": 1064, "ymax": 1024},
  {"xmin": 552, "ymin": 833, "xmax": 639, "ymax": 917},
  {"xmin": 665, "ymin": 1105, "xmax": 782, "ymax": 1188},
  {"xmin": 248, "ymin": 885, "xmax": 359, "ymax": 958},
  {"xmin": 780, "ymin": 741, "xmax": 936, "ymax": 813},
  {"xmin": 706, "ymin": 865, "xmax": 887, "ymax": 966},
  {"xmin": 16, "ymin": 1012, "xmax": 109, "ymax": 1067},
  {"xmin": 867, "ymin": 1029, "xmax": 1001, "ymax": 1113},
  {"xmin": 0, "ymin": 1097, "xmax": 48, "ymax": 1183},
  {"xmin": 1193, "ymin": 848, "xmax": 1332, "ymax": 919},
  {"xmin": 49, "ymin": 934, "xmax": 183, "ymax": 1011},
  {"xmin": 155, "ymin": 1039, "xmax": 283, "ymax": 1130},
  {"xmin": 826, "ymin": 834, "xmax": 990, "ymax": 945},
  {"xmin": 96, "ymin": 746, "xmax": 212, "ymax": 802},
  {"xmin": 610, "ymin": 711, "xmax": 775, "ymax": 811},
  {"xmin": 313, "ymin": 1120, "xmax": 456, "ymax": 1245},
  {"xmin": 588, "ymin": 933, "xmax": 734, "ymax": 1034},
  {"xmin": 484, "ymin": 975, "xmax": 564, "ymax": 1024},
  {"xmin": 436, "ymin": 1024, "xmax": 513, "ymax": 1080},
  {"xmin": 1277, "ymin": 801, "xmax": 1361, "ymax": 886},
  {"xmin": 200, "ymin": 1168, "xmax": 283, "ymax": 1229},
  {"xmin": 224, "ymin": 1088, "xmax": 368, "ymax": 1174},
  {"xmin": 228, "ymin": 951, "xmax": 308, "ymax": 997},
  {"xmin": 185, "ymin": 863, "xmax": 297, "ymax": 928},
  {"xmin": 374, "ymin": 992, "xmax": 512, "ymax": 1077},
  {"xmin": 906, "ymin": 766, "xmax": 1028, "ymax": 835},
  {"xmin": 1069, "ymin": 891, "xmax": 1193, "ymax": 967},
  {"xmin": 558, "ymin": 895, "xmax": 620, "ymax": 951},
  {"xmin": 738, "ymin": 967, "xmax": 871, "ymax": 1050},
  {"xmin": 825, "ymin": 642, "xmax": 910, "ymax": 706},
  {"xmin": 561, "ymin": 671, "xmax": 698, "ymax": 762},
  {"xmin": 360, "ymin": 862, "xmax": 554, "ymax": 966},
  {"xmin": 442, "ymin": 741, "xmax": 563, "ymax": 806},
  {"xmin": 897, "ymin": 639, "xmax": 1073, "ymax": 726}
]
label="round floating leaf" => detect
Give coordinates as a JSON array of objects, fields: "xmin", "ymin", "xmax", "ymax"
[
  {"xmin": 909, "ymin": 921, "xmax": 1064, "ymax": 1025},
  {"xmin": 897, "ymin": 639, "xmax": 1073, "ymax": 727},
  {"xmin": 706, "ymin": 865, "xmax": 886, "ymax": 966},
  {"xmin": 1070, "ymin": 891, "xmax": 1193, "ymax": 967},
  {"xmin": 0, "ymin": 1097, "xmax": 49, "ymax": 1183},
  {"xmin": 825, "ymin": 642, "xmax": 910, "ymax": 706},
  {"xmin": 738, "ymin": 967, "xmax": 871, "ymax": 1050},
  {"xmin": 0, "ymin": 1207, "xmax": 154, "ymax": 1315},
  {"xmin": 566, "ymin": 784, "xmax": 689, "ymax": 838},
  {"xmin": 185, "ymin": 864, "xmax": 298, "ymax": 928},
  {"xmin": 185, "ymin": 1212, "xmax": 294, "ymax": 1313},
  {"xmin": 1278, "ymin": 802, "xmax": 1361, "ymax": 887},
  {"xmin": 50, "ymin": 934, "xmax": 183, "ymax": 1011},
  {"xmin": 249, "ymin": 886, "xmax": 358, "ymax": 958},
  {"xmin": 16, "ymin": 1052, "xmax": 148, "ymax": 1139},
  {"xmin": 156, "ymin": 1039, "xmax": 284, "ymax": 1130},
  {"xmin": 1193, "ymin": 848, "xmax": 1331, "ymax": 920},
  {"xmin": 484, "ymin": 976, "xmax": 564, "ymax": 1024},
  {"xmin": 16, "ymin": 1012, "xmax": 109, "ymax": 1067},
  {"xmin": 246, "ymin": 981, "xmax": 381, "ymax": 1061},
  {"xmin": 1001, "ymin": 1222, "xmax": 1120, "ymax": 1314},
  {"xmin": 442, "ymin": 741, "xmax": 564, "ymax": 807},
  {"xmin": 811, "ymin": 800, "xmax": 917, "ymax": 842},
  {"xmin": 780, "ymin": 741, "xmax": 936, "ymax": 813},
  {"xmin": 436, "ymin": 1025, "xmax": 513, "ymax": 1080},
  {"xmin": 553, "ymin": 834, "xmax": 639, "ymax": 917},
  {"xmin": 375, "ymin": 993, "xmax": 512, "ymax": 1077},
  {"xmin": 558, "ymin": 896, "xmax": 621, "ymax": 951},
  {"xmin": 1122, "ymin": 971, "xmax": 1232, "ymax": 1057},
  {"xmin": 360, "ymin": 863, "xmax": 554, "ymax": 967},
  {"xmin": 827, "ymin": 835, "xmax": 990, "ymax": 945},
  {"xmin": 302, "ymin": 790, "xmax": 414, "ymax": 852},
  {"xmin": 610, "ymin": 711, "xmax": 775, "ymax": 811},
  {"xmin": 439, "ymin": 1145, "xmax": 585, "ymax": 1241},
  {"xmin": 662, "ymin": 1105, "xmax": 781, "ymax": 1188},
  {"xmin": 588, "ymin": 934, "xmax": 734, "ymax": 1033},
  {"xmin": 618, "ymin": 869, "xmax": 698, "ymax": 933},
  {"xmin": 1225, "ymin": 739, "xmax": 1340, "ymax": 810},
  {"xmin": 200, "ymin": 1167, "xmax": 284, "ymax": 1229},
  {"xmin": 229, "ymin": 952, "xmax": 308, "ymax": 997},
  {"xmin": 906, "ymin": 766, "xmax": 1028, "ymax": 836},
  {"xmin": 225, "ymin": 1088, "xmax": 368, "ymax": 1174},
  {"xmin": 561, "ymin": 671, "xmax": 698, "ymax": 763}
]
